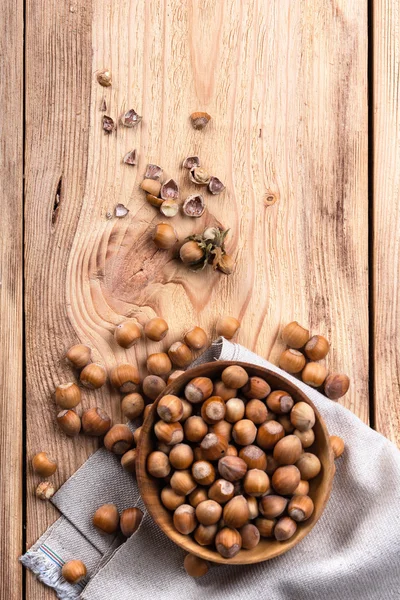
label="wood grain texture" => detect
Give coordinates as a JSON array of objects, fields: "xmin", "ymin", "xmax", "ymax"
[
  {"xmin": 0, "ymin": 0, "xmax": 23, "ymax": 596},
  {"xmin": 373, "ymin": 0, "xmax": 400, "ymax": 447},
  {"xmin": 24, "ymin": 1, "xmax": 368, "ymax": 597}
]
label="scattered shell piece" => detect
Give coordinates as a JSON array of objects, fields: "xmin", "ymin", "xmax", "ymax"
[
  {"xmin": 100, "ymin": 98, "xmax": 107, "ymax": 112},
  {"xmin": 123, "ymin": 149, "xmax": 137, "ymax": 165},
  {"xmin": 115, "ymin": 203, "xmax": 129, "ymax": 218},
  {"xmin": 161, "ymin": 178, "xmax": 179, "ymax": 200},
  {"xmin": 145, "ymin": 164, "xmax": 163, "ymax": 181},
  {"xmin": 103, "ymin": 115, "xmax": 115, "ymax": 134},
  {"xmin": 189, "ymin": 167, "xmax": 210, "ymax": 185},
  {"xmin": 190, "ymin": 111, "xmax": 211, "ymax": 130},
  {"xmin": 36, "ymin": 481, "xmax": 56, "ymax": 500},
  {"xmin": 120, "ymin": 109, "xmax": 142, "ymax": 128},
  {"xmin": 160, "ymin": 200, "xmax": 179, "ymax": 218},
  {"xmin": 208, "ymin": 176, "xmax": 225, "ymax": 195},
  {"xmin": 146, "ymin": 194, "xmax": 163, "ymax": 208},
  {"xmin": 182, "ymin": 156, "xmax": 200, "ymax": 170},
  {"xmin": 106, "ymin": 211, "xmax": 113, "ymax": 220},
  {"xmin": 97, "ymin": 70, "xmax": 112, "ymax": 87},
  {"xmin": 183, "ymin": 194, "xmax": 205, "ymax": 218}
]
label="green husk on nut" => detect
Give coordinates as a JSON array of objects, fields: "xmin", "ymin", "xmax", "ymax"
[{"xmin": 181, "ymin": 228, "xmax": 234, "ymax": 274}]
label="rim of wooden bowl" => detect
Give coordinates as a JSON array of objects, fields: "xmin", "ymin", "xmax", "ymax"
[{"xmin": 136, "ymin": 361, "xmax": 335, "ymax": 565}]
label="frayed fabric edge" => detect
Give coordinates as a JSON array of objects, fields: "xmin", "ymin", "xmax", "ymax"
[{"xmin": 20, "ymin": 551, "xmax": 84, "ymax": 600}]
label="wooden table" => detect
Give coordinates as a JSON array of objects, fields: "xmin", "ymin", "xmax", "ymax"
[{"xmin": 1, "ymin": 1, "xmax": 399, "ymax": 597}]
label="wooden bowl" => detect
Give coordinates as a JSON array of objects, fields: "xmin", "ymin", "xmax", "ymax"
[{"xmin": 136, "ymin": 361, "xmax": 335, "ymax": 565}]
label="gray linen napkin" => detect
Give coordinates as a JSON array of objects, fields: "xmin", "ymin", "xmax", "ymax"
[{"xmin": 21, "ymin": 339, "xmax": 400, "ymax": 600}]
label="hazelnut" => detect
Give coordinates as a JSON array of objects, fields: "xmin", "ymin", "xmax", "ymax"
[
  {"xmin": 184, "ymin": 326, "xmax": 208, "ymax": 350},
  {"xmin": 292, "ymin": 479, "xmax": 310, "ymax": 496},
  {"xmin": 120, "ymin": 507, "xmax": 143, "ymax": 537},
  {"xmin": 121, "ymin": 393, "xmax": 145, "ymax": 420},
  {"xmin": 209, "ymin": 420, "xmax": 232, "ymax": 441},
  {"xmin": 324, "ymin": 373, "xmax": 350, "ymax": 400},
  {"xmin": 256, "ymin": 420, "xmax": 285, "ymax": 450},
  {"xmin": 232, "ymin": 419, "xmax": 257, "ymax": 446},
  {"xmin": 56, "ymin": 410, "xmax": 81, "ymax": 436},
  {"xmin": 142, "ymin": 376, "xmax": 166, "ymax": 401},
  {"xmin": 278, "ymin": 414, "xmax": 295, "ymax": 433},
  {"xmin": 218, "ymin": 456, "xmax": 248, "ymax": 482},
  {"xmin": 196, "ymin": 500, "xmax": 222, "ymax": 526},
  {"xmin": 144, "ymin": 317, "xmax": 169, "ymax": 341},
  {"xmin": 296, "ymin": 453, "xmax": 321, "ymax": 480},
  {"xmin": 246, "ymin": 495, "xmax": 259, "ymax": 520},
  {"xmin": 189, "ymin": 168, "xmax": 210, "ymax": 186},
  {"xmin": 239, "ymin": 523, "xmax": 260, "ymax": 549},
  {"xmin": 274, "ymin": 516, "xmax": 297, "ymax": 541},
  {"xmin": 179, "ymin": 399, "xmax": 193, "ymax": 422},
  {"xmin": 160, "ymin": 199, "xmax": 179, "ymax": 218},
  {"xmin": 194, "ymin": 524, "xmax": 218, "ymax": 546},
  {"xmin": 147, "ymin": 451, "xmax": 171, "ymax": 478},
  {"xmin": 96, "ymin": 69, "xmax": 112, "ymax": 87},
  {"xmin": 290, "ymin": 402, "xmax": 316, "ymax": 431},
  {"xmin": 221, "ymin": 365, "xmax": 249, "ymax": 389},
  {"xmin": 305, "ymin": 335, "xmax": 330, "ymax": 360},
  {"xmin": 200, "ymin": 433, "xmax": 228, "ymax": 461},
  {"xmin": 184, "ymin": 377, "xmax": 213, "ymax": 404},
  {"xmin": 330, "ymin": 435, "xmax": 345, "ymax": 459},
  {"xmin": 81, "ymin": 407, "xmax": 111, "ymax": 436},
  {"xmin": 110, "ymin": 364, "xmax": 140, "ymax": 393},
  {"xmin": 133, "ymin": 426, "xmax": 143, "ymax": 445},
  {"xmin": 259, "ymin": 495, "xmax": 288, "ymax": 519},
  {"xmin": 279, "ymin": 349, "xmax": 306, "ymax": 374},
  {"xmin": 147, "ymin": 353, "xmax": 172, "ymax": 376},
  {"xmin": 104, "ymin": 424, "xmax": 134, "ymax": 454},
  {"xmin": 184, "ymin": 416, "xmax": 208, "ymax": 443},
  {"xmin": 213, "ymin": 380, "xmax": 237, "ymax": 401},
  {"xmin": 35, "ymin": 481, "xmax": 56, "ymax": 500},
  {"xmin": 281, "ymin": 321, "xmax": 310, "ymax": 348},
  {"xmin": 288, "ymin": 495, "xmax": 314, "ymax": 522},
  {"xmin": 226, "ymin": 445, "xmax": 238, "ymax": 457},
  {"xmin": 152, "ymin": 223, "xmax": 178, "ymax": 250},
  {"xmin": 301, "ymin": 362, "xmax": 327, "ymax": 387},
  {"xmin": 225, "ymin": 398, "xmax": 245, "ymax": 423},
  {"xmin": 215, "ymin": 527, "xmax": 242, "ymax": 558},
  {"xmin": 161, "ymin": 486, "xmax": 186, "ymax": 510},
  {"xmin": 223, "ymin": 495, "xmax": 249, "ymax": 528},
  {"xmin": 169, "ymin": 444, "xmax": 194, "ymax": 469},
  {"xmin": 157, "ymin": 395, "xmax": 183, "ymax": 423},
  {"xmin": 179, "ymin": 241, "xmax": 205, "ymax": 266},
  {"xmin": 114, "ymin": 321, "xmax": 142, "ymax": 348},
  {"xmin": 239, "ymin": 445, "xmax": 267, "ymax": 471},
  {"xmin": 190, "ymin": 111, "xmax": 211, "ymax": 130},
  {"xmin": 156, "ymin": 442, "xmax": 171, "ymax": 454},
  {"xmin": 121, "ymin": 449, "xmax": 137, "ymax": 474},
  {"xmin": 154, "ymin": 421, "xmax": 184, "ymax": 445},
  {"xmin": 168, "ymin": 342, "xmax": 193, "ymax": 368},
  {"xmin": 273, "ymin": 435, "xmax": 303, "ymax": 465},
  {"xmin": 272, "ymin": 465, "xmax": 301, "ymax": 495},
  {"xmin": 216, "ymin": 316, "xmax": 240, "ymax": 339},
  {"xmin": 93, "ymin": 504, "xmax": 119, "ymax": 534},
  {"xmin": 140, "ymin": 178, "xmax": 162, "ymax": 196},
  {"xmin": 245, "ymin": 399, "xmax": 268, "ymax": 424},
  {"xmin": 183, "ymin": 554, "xmax": 209, "ymax": 578},
  {"xmin": 242, "ymin": 376, "xmax": 271, "ymax": 399},
  {"xmin": 243, "ymin": 469, "xmax": 270, "ymax": 497},
  {"xmin": 294, "ymin": 428, "xmax": 315, "ymax": 448},
  {"xmin": 266, "ymin": 390, "xmax": 294, "ymax": 414},
  {"xmin": 62, "ymin": 560, "xmax": 87, "ymax": 584},
  {"xmin": 192, "ymin": 460, "xmax": 215, "ymax": 486},
  {"xmin": 265, "ymin": 455, "xmax": 279, "ymax": 475},
  {"xmin": 255, "ymin": 517, "xmax": 276, "ymax": 538},
  {"xmin": 201, "ymin": 396, "xmax": 226, "ymax": 424},
  {"xmin": 65, "ymin": 344, "xmax": 92, "ymax": 369},
  {"xmin": 173, "ymin": 504, "xmax": 197, "ymax": 534},
  {"xmin": 55, "ymin": 383, "xmax": 81, "ymax": 409},
  {"xmin": 80, "ymin": 363, "xmax": 107, "ymax": 389},
  {"xmin": 188, "ymin": 487, "xmax": 208, "ymax": 507},
  {"xmin": 146, "ymin": 193, "xmax": 163, "ymax": 208},
  {"xmin": 32, "ymin": 452, "xmax": 57, "ymax": 477},
  {"xmin": 208, "ymin": 479, "xmax": 235, "ymax": 504},
  {"xmin": 170, "ymin": 470, "xmax": 197, "ymax": 495}
]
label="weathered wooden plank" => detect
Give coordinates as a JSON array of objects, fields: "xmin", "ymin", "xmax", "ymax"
[
  {"xmin": 0, "ymin": 0, "xmax": 24, "ymax": 596},
  {"xmin": 373, "ymin": 0, "xmax": 400, "ymax": 447}
]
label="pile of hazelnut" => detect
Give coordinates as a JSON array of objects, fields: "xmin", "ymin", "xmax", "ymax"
[
  {"xmin": 146, "ymin": 364, "xmax": 345, "ymax": 565},
  {"xmin": 278, "ymin": 322, "xmax": 350, "ymax": 400}
]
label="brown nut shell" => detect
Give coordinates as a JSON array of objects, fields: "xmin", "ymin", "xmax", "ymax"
[
  {"xmin": 120, "ymin": 507, "xmax": 143, "ymax": 537},
  {"xmin": 215, "ymin": 527, "xmax": 242, "ymax": 558},
  {"xmin": 57, "ymin": 410, "xmax": 81, "ymax": 436},
  {"xmin": 144, "ymin": 317, "xmax": 169, "ymax": 341},
  {"xmin": 55, "ymin": 383, "xmax": 81, "ymax": 409},
  {"xmin": 281, "ymin": 321, "xmax": 310, "ymax": 348},
  {"xmin": 93, "ymin": 504, "xmax": 119, "ymax": 534},
  {"xmin": 114, "ymin": 321, "xmax": 142, "ymax": 348},
  {"xmin": 80, "ymin": 363, "xmax": 107, "ymax": 389},
  {"xmin": 81, "ymin": 407, "xmax": 111, "ymax": 436},
  {"xmin": 104, "ymin": 424, "xmax": 134, "ymax": 455},
  {"xmin": 110, "ymin": 364, "xmax": 140, "ymax": 393}
]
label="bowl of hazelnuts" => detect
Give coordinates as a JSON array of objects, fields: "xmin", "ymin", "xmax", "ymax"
[{"xmin": 136, "ymin": 362, "xmax": 335, "ymax": 564}]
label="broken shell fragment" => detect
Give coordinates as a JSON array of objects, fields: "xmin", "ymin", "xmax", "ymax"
[
  {"xmin": 97, "ymin": 70, "xmax": 112, "ymax": 87},
  {"xmin": 100, "ymin": 98, "xmax": 107, "ymax": 112},
  {"xmin": 161, "ymin": 179, "xmax": 179, "ymax": 200},
  {"xmin": 189, "ymin": 168, "xmax": 210, "ymax": 185},
  {"xmin": 208, "ymin": 176, "xmax": 225, "ymax": 195},
  {"xmin": 103, "ymin": 115, "xmax": 115, "ymax": 134},
  {"xmin": 183, "ymin": 195, "xmax": 206, "ymax": 218},
  {"xmin": 145, "ymin": 164, "xmax": 163, "ymax": 181},
  {"xmin": 120, "ymin": 109, "xmax": 142, "ymax": 128},
  {"xmin": 123, "ymin": 150, "xmax": 137, "ymax": 165},
  {"xmin": 146, "ymin": 194, "xmax": 164, "ymax": 208},
  {"xmin": 115, "ymin": 203, "xmax": 129, "ymax": 218},
  {"xmin": 190, "ymin": 112, "xmax": 211, "ymax": 130},
  {"xmin": 160, "ymin": 200, "xmax": 179, "ymax": 218},
  {"xmin": 183, "ymin": 156, "xmax": 200, "ymax": 170}
]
